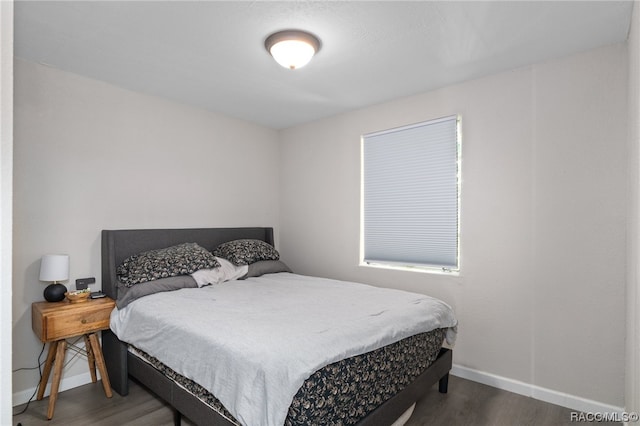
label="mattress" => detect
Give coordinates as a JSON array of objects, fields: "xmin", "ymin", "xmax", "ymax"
[
  {"xmin": 111, "ymin": 273, "xmax": 457, "ymax": 425},
  {"xmin": 129, "ymin": 327, "xmax": 446, "ymax": 425}
]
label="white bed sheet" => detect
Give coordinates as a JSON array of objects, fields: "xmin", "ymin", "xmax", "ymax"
[{"xmin": 110, "ymin": 273, "xmax": 457, "ymax": 426}]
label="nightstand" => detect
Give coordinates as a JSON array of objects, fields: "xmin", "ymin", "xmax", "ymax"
[{"xmin": 31, "ymin": 297, "xmax": 116, "ymax": 419}]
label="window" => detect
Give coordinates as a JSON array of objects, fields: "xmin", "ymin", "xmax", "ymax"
[{"xmin": 361, "ymin": 115, "xmax": 460, "ymax": 272}]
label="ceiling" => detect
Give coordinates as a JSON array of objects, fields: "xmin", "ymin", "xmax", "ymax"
[{"xmin": 14, "ymin": 1, "xmax": 634, "ymax": 130}]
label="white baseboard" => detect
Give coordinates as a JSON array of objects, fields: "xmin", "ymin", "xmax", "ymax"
[
  {"xmin": 12, "ymin": 371, "xmax": 101, "ymax": 407},
  {"xmin": 451, "ymin": 364, "xmax": 625, "ymax": 415}
]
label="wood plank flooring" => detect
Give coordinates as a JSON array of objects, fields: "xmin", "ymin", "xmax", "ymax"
[{"xmin": 13, "ymin": 375, "xmax": 620, "ymax": 426}]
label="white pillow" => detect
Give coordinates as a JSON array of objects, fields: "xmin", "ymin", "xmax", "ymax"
[
  {"xmin": 191, "ymin": 257, "xmax": 248, "ymax": 287},
  {"xmin": 216, "ymin": 256, "xmax": 248, "ymax": 281},
  {"xmin": 191, "ymin": 268, "xmax": 225, "ymax": 287}
]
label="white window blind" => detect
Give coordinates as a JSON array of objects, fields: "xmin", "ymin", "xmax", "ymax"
[{"xmin": 362, "ymin": 115, "xmax": 460, "ymax": 270}]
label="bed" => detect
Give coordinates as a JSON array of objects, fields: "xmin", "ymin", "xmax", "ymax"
[{"xmin": 101, "ymin": 227, "xmax": 456, "ymax": 426}]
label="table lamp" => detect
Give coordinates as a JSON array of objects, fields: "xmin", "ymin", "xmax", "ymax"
[{"xmin": 39, "ymin": 254, "xmax": 69, "ymax": 302}]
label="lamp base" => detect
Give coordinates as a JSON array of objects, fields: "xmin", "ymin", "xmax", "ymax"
[{"xmin": 44, "ymin": 283, "xmax": 67, "ymax": 302}]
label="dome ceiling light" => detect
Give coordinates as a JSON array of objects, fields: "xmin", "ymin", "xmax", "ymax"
[{"xmin": 265, "ymin": 30, "xmax": 321, "ymax": 70}]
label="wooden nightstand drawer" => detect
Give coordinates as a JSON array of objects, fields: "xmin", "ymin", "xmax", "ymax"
[
  {"xmin": 45, "ymin": 306, "xmax": 112, "ymax": 341},
  {"xmin": 32, "ymin": 298, "xmax": 115, "ymax": 342}
]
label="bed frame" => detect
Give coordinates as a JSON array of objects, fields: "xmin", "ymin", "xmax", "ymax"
[{"xmin": 101, "ymin": 227, "xmax": 452, "ymax": 426}]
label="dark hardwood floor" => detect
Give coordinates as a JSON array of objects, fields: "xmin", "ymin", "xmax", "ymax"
[{"xmin": 13, "ymin": 375, "xmax": 620, "ymax": 426}]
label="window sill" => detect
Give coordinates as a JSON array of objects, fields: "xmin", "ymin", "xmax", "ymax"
[{"xmin": 359, "ymin": 261, "xmax": 460, "ymax": 276}]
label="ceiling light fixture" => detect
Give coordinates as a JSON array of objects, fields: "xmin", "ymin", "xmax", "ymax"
[{"xmin": 265, "ymin": 30, "xmax": 321, "ymax": 70}]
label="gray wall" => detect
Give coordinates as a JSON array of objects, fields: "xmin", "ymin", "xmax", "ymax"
[
  {"xmin": 279, "ymin": 43, "xmax": 628, "ymax": 407},
  {"xmin": 12, "ymin": 58, "xmax": 280, "ymax": 398},
  {"xmin": 1, "ymin": 2, "xmax": 14, "ymax": 424},
  {"xmin": 627, "ymin": 1, "xmax": 640, "ymax": 415}
]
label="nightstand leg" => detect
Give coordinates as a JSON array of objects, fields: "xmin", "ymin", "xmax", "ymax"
[
  {"xmin": 36, "ymin": 340, "xmax": 58, "ymax": 401},
  {"xmin": 88, "ymin": 332, "xmax": 112, "ymax": 398},
  {"xmin": 84, "ymin": 334, "xmax": 97, "ymax": 383},
  {"xmin": 47, "ymin": 340, "xmax": 67, "ymax": 420}
]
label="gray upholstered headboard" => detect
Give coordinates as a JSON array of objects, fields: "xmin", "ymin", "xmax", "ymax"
[{"xmin": 101, "ymin": 227, "xmax": 275, "ymax": 300}]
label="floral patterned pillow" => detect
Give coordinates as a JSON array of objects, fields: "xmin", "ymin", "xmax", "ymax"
[
  {"xmin": 213, "ymin": 239, "xmax": 280, "ymax": 266},
  {"xmin": 117, "ymin": 242, "xmax": 219, "ymax": 287}
]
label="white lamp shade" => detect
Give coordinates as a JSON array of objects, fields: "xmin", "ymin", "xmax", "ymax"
[
  {"xmin": 39, "ymin": 254, "xmax": 69, "ymax": 282},
  {"xmin": 265, "ymin": 30, "xmax": 321, "ymax": 70}
]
